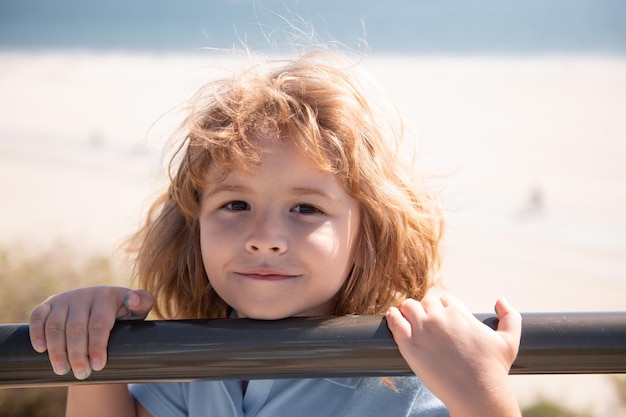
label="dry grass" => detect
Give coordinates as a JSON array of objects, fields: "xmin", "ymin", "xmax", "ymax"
[
  {"xmin": 0, "ymin": 243, "xmax": 128, "ymax": 417},
  {"xmin": 522, "ymin": 401, "xmax": 592, "ymax": 417},
  {"xmin": 0, "ymin": 243, "xmax": 129, "ymax": 323},
  {"xmin": 0, "ymin": 387, "xmax": 67, "ymax": 417}
]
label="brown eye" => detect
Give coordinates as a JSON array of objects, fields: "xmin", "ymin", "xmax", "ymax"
[
  {"xmin": 292, "ymin": 204, "xmax": 323, "ymax": 215},
  {"xmin": 224, "ymin": 201, "xmax": 250, "ymax": 211}
]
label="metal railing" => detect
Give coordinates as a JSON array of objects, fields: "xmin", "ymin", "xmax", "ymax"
[{"xmin": 1, "ymin": 312, "xmax": 625, "ymax": 387}]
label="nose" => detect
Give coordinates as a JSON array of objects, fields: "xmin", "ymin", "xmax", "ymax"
[{"xmin": 245, "ymin": 214, "xmax": 288, "ymax": 255}]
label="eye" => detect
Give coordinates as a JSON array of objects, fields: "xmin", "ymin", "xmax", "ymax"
[
  {"xmin": 291, "ymin": 204, "xmax": 323, "ymax": 215},
  {"xmin": 223, "ymin": 200, "xmax": 250, "ymax": 211}
]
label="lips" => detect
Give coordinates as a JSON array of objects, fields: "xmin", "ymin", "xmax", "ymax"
[
  {"xmin": 236, "ymin": 268, "xmax": 299, "ymax": 281},
  {"xmin": 242, "ymin": 274, "xmax": 295, "ymax": 281}
]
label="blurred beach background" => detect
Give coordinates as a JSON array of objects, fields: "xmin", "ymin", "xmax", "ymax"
[{"xmin": 1, "ymin": 1, "xmax": 625, "ymax": 415}]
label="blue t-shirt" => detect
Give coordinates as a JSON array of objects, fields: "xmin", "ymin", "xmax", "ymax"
[{"xmin": 130, "ymin": 376, "xmax": 448, "ymax": 417}]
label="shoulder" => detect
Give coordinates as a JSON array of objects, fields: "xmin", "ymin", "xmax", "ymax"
[
  {"xmin": 334, "ymin": 377, "xmax": 449, "ymax": 417},
  {"xmin": 130, "ymin": 381, "xmax": 235, "ymax": 417}
]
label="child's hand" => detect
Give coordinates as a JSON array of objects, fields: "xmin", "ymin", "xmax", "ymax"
[
  {"xmin": 29, "ymin": 286, "xmax": 153, "ymax": 380},
  {"xmin": 386, "ymin": 295, "xmax": 522, "ymax": 417}
]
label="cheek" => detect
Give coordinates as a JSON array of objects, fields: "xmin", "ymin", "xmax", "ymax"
[
  {"xmin": 199, "ymin": 221, "xmax": 232, "ymax": 276},
  {"xmin": 199, "ymin": 213, "xmax": 239, "ymax": 248},
  {"xmin": 305, "ymin": 223, "xmax": 342, "ymax": 255},
  {"xmin": 305, "ymin": 222, "xmax": 357, "ymax": 278},
  {"xmin": 199, "ymin": 233, "xmax": 216, "ymax": 278}
]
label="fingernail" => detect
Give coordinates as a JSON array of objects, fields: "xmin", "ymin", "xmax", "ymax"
[
  {"xmin": 91, "ymin": 358, "xmax": 103, "ymax": 371},
  {"xmin": 54, "ymin": 362, "xmax": 70, "ymax": 376},
  {"xmin": 124, "ymin": 292, "xmax": 139, "ymax": 308},
  {"xmin": 34, "ymin": 339, "xmax": 46, "ymax": 353},
  {"xmin": 74, "ymin": 367, "xmax": 92, "ymax": 380}
]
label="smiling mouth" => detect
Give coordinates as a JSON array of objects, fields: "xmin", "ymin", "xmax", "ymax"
[{"xmin": 237, "ymin": 272, "xmax": 298, "ymax": 281}]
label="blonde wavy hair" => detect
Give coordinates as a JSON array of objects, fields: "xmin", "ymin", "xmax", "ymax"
[{"xmin": 127, "ymin": 51, "xmax": 444, "ymax": 320}]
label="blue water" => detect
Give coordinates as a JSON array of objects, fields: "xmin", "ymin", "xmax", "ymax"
[{"xmin": 1, "ymin": 0, "xmax": 625, "ymax": 54}]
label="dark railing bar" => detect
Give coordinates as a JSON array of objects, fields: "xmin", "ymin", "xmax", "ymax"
[{"xmin": 0, "ymin": 312, "xmax": 625, "ymax": 388}]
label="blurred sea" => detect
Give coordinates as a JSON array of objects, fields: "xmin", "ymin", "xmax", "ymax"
[
  {"xmin": 1, "ymin": 0, "xmax": 625, "ymax": 55},
  {"xmin": 0, "ymin": 1, "xmax": 625, "ymax": 292}
]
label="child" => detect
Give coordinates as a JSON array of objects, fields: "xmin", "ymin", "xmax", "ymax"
[{"xmin": 29, "ymin": 51, "xmax": 522, "ymax": 417}]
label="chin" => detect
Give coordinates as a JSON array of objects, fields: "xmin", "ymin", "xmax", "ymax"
[{"xmin": 235, "ymin": 308, "xmax": 292, "ymax": 320}]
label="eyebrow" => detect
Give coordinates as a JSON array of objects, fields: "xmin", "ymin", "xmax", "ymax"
[
  {"xmin": 203, "ymin": 184, "xmax": 339, "ymax": 202},
  {"xmin": 202, "ymin": 184, "xmax": 251, "ymax": 200},
  {"xmin": 290, "ymin": 187, "xmax": 339, "ymax": 202}
]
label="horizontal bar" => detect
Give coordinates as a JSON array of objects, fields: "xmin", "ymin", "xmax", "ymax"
[{"xmin": 0, "ymin": 312, "xmax": 625, "ymax": 387}]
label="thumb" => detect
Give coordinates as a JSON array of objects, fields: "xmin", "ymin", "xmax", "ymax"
[
  {"xmin": 116, "ymin": 290, "xmax": 154, "ymax": 320},
  {"xmin": 495, "ymin": 298, "xmax": 521, "ymax": 334},
  {"xmin": 494, "ymin": 298, "xmax": 522, "ymax": 359}
]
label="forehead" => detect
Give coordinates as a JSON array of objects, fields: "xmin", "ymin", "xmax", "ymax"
[
  {"xmin": 206, "ymin": 133, "xmax": 332, "ymax": 177},
  {"xmin": 204, "ymin": 143, "xmax": 361, "ymax": 212}
]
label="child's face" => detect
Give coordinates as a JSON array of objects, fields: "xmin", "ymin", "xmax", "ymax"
[{"xmin": 199, "ymin": 136, "xmax": 361, "ymax": 319}]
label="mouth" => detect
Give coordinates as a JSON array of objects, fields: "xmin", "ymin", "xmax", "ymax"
[{"xmin": 236, "ymin": 268, "xmax": 299, "ymax": 282}]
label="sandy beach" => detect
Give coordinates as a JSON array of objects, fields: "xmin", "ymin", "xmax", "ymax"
[{"xmin": 1, "ymin": 52, "xmax": 625, "ymax": 414}]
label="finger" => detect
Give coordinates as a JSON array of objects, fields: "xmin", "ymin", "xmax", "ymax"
[
  {"xmin": 494, "ymin": 298, "xmax": 522, "ymax": 355},
  {"xmin": 44, "ymin": 302, "xmax": 71, "ymax": 376},
  {"xmin": 117, "ymin": 290, "xmax": 154, "ymax": 320},
  {"xmin": 419, "ymin": 294, "xmax": 444, "ymax": 313},
  {"xmin": 394, "ymin": 298, "xmax": 431, "ymax": 337},
  {"xmin": 88, "ymin": 292, "xmax": 123, "ymax": 372},
  {"xmin": 397, "ymin": 298, "xmax": 426, "ymax": 320},
  {"xmin": 65, "ymin": 300, "xmax": 94, "ymax": 380},
  {"xmin": 385, "ymin": 306, "xmax": 413, "ymax": 343},
  {"xmin": 29, "ymin": 301, "xmax": 52, "ymax": 353},
  {"xmin": 438, "ymin": 294, "xmax": 465, "ymax": 310},
  {"xmin": 494, "ymin": 298, "xmax": 522, "ymax": 335}
]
